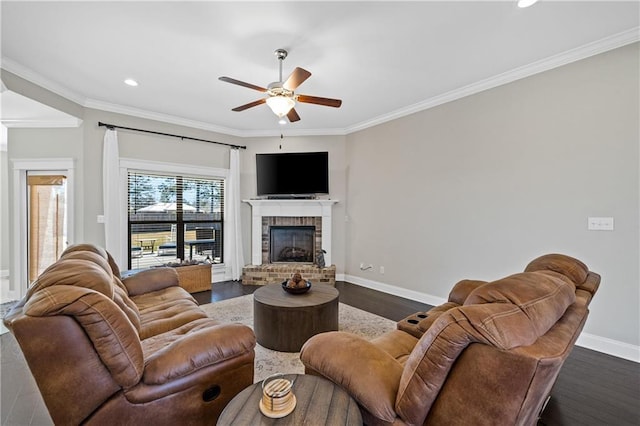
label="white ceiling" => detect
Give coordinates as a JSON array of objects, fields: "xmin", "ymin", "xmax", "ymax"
[
  {"xmin": 1, "ymin": 1, "xmax": 638, "ymax": 137},
  {"xmin": 0, "ymin": 90, "xmax": 81, "ymax": 128}
]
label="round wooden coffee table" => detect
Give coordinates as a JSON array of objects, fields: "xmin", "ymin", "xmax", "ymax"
[
  {"xmin": 217, "ymin": 374, "xmax": 362, "ymax": 425},
  {"xmin": 253, "ymin": 283, "xmax": 339, "ymax": 352}
]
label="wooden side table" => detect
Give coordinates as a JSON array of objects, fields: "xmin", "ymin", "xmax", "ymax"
[
  {"xmin": 253, "ymin": 283, "xmax": 339, "ymax": 352},
  {"xmin": 217, "ymin": 374, "xmax": 362, "ymax": 425}
]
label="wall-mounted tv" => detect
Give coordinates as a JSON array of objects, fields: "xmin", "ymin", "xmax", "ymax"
[{"xmin": 256, "ymin": 152, "xmax": 329, "ymax": 198}]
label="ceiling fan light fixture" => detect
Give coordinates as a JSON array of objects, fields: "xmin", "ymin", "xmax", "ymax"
[{"xmin": 266, "ymin": 95, "xmax": 295, "ymax": 117}]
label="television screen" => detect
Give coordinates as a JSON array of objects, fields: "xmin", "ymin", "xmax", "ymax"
[{"xmin": 256, "ymin": 152, "xmax": 329, "ymax": 197}]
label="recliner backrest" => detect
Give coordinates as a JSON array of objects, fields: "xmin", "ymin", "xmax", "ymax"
[
  {"xmin": 63, "ymin": 243, "xmax": 122, "ymax": 277},
  {"xmin": 24, "ymin": 285, "xmax": 144, "ymax": 388},
  {"xmin": 26, "ymin": 250, "xmax": 142, "ymax": 332},
  {"xmin": 395, "ymin": 271, "xmax": 576, "ymax": 426}
]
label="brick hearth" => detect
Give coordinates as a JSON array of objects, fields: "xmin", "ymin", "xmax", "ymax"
[{"xmin": 242, "ymin": 264, "xmax": 336, "ymax": 286}]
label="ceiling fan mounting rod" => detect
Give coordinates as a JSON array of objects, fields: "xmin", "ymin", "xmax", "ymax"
[{"xmin": 274, "ymin": 48, "xmax": 287, "ymax": 82}]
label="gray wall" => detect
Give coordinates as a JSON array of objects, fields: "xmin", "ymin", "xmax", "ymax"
[{"xmin": 345, "ymin": 43, "xmax": 639, "ymax": 347}]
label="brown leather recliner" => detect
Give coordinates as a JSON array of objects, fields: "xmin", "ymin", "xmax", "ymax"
[
  {"xmin": 3, "ymin": 244, "xmax": 256, "ymax": 425},
  {"xmin": 300, "ymin": 254, "xmax": 600, "ymax": 426}
]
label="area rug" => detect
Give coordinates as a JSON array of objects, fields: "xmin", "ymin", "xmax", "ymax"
[{"xmin": 200, "ymin": 295, "xmax": 396, "ymax": 383}]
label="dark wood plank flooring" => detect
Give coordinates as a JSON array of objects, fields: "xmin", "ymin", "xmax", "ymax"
[{"xmin": 2, "ymin": 281, "xmax": 639, "ymax": 425}]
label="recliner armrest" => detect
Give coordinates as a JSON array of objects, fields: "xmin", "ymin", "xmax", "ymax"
[
  {"xmin": 300, "ymin": 331, "xmax": 403, "ymax": 423},
  {"xmin": 122, "ymin": 267, "xmax": 179, "ymax": 296}
]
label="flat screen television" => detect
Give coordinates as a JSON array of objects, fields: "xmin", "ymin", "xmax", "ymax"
[{"xmin": 256, "ymin": 152, "xmax": 329, "ymax": 198}]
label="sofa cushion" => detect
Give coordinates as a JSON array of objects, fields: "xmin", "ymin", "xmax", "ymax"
[
  {"xmin": 142, "ymin": 323, "xmax": 256, "ymax": 385},
  {"xmin": 141, "ymin": 317, "xmax": 221, "ymax": 357},
  {"xmin": 370, "ymin": 330, "xmax": 419, "ymax": 365},
  {"xmin": 132, "ymin": 287, "xmax": 209, "ymax": 339}
]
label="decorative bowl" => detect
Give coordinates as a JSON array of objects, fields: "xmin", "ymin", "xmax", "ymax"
[{"xmin": 281, "ymin": 280, "xmax": 312, "ymax": 294}]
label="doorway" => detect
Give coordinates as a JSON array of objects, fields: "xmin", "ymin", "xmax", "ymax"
[
  {"xmin": 26, "ymin": 172, "xmax": 68, "ymax": 282},
  {"xmin": 11, "ymin": 159, "xmax": 75, "ymax": 299}
]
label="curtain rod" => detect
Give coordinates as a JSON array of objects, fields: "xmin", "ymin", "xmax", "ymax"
[{"xmin": 98, "ymin": 122, "xmax": 246, "ymax": 149}]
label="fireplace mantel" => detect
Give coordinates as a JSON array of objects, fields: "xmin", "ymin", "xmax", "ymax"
[{"xmin": 243, "ymin": 199, "xmax": 338, "ymax": 266}]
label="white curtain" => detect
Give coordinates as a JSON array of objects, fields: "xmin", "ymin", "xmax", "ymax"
[
  {"xmin": 225, "ymin": 148, "xmax": 245, "ymax": 280},
  {"xmin": 103, "ymin": 129, "xmax": 122, "ymax": 267}
]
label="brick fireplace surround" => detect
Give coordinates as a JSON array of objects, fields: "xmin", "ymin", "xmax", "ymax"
[{"xmin": 242, "ymin": 199, "xmax": 338, "ymax": 285}]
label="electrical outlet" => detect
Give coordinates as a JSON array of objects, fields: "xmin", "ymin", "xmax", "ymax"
[
  {"xmin": 97, "ymin": 215, "xmax": 105, "ymax": 224},
  {"xmin": 379, "ymin": 266, "xmax": 385, "ymax": 274}
]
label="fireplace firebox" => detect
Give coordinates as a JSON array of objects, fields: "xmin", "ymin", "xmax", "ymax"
[{"xmin": 270, "ymin": 226, "xmax": 315, "ymax": 263}]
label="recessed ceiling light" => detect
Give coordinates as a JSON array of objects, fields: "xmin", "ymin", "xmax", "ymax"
[
  {"xmin": 517, "ymin": 0, "xmax": 539, "ymax": 8},
  {"xmin": 124, "ymin": 78, "xmax": 138, "ymax": 87}
]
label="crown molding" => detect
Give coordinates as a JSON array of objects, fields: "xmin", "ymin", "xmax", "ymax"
[
  {"xmin": 236, "ymin": 126, "xmax": 348, "ymax": 138},
  {"xmin": 345, "ymin": 27, "xmax": 640, "ymax": 134},
  {"xmin": 1, "ymin": 118, "xmax": 83, "ymax": 128},
  {"xmin": 84, "ymin": 98, "xmax": 349, "ymax": 138},
  {"xmin": 83, "ymin": 98, "xmax": 245, "ymax": 137},
  {"xmin": 3, "ymin": 27, "xmax": 638, "ymax": 138},
  {"xmin": 1, "ymin": 57, "xmax": 87, "ymax": 106}
]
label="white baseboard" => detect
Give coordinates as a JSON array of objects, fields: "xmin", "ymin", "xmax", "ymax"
[
  {"xmin": 342, "ymin": 274, "xmax": 446, "ymax": 307},
  {"xmin": 212, "ymin": 264, "xmax": 230, "ymax": 283},
  {"xmin": 577, "ymin": 332, "xmax": 640, "ymax": 363},
  {"xmin": 341, "ymin": 274, "xmax": 639, "ymax": 363}
]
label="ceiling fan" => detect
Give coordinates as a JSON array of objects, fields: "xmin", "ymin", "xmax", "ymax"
[{"xmin": 219, "ymin": 49, "xmax": 342, "ymax": 123}]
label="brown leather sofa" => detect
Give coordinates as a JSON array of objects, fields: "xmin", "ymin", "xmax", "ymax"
[
  {"xmin": 300, "ymin": 254, "xmax": 600, "ymax": 426},
  {"xmin": 3, "ymin": 244, "xmax": 256, "ymax": 425}
]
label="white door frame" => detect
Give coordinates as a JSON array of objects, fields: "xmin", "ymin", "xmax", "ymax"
[{"xmin": 11, "ymin": 158, "xmax": 75, "ymax": 299}]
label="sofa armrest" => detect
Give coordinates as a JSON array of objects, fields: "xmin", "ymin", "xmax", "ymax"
[
  {"xmin": 142, "ymin": 323, "xmax": 256, "ymax": 385},
  {"xmin": 122, "ymin": 267, "xmax": 179, "ymax": 296},
  {"xmin": 300, "ymin": 331, "xmax": 403, "ymax": 423}
]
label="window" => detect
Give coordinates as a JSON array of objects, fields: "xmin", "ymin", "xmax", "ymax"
[{"xmin": 127, "ymin": 171, "xmax": 224, "ymax": 269}]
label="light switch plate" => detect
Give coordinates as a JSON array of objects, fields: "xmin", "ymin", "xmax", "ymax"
[{"xmin": 588, "ymin": 217, "xmax": 614, "ymax": 231}]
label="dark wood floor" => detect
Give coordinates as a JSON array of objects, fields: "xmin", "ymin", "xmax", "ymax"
[{"xmin": 2, "ymin": 281, "xmax": 639, "ymax": 425}]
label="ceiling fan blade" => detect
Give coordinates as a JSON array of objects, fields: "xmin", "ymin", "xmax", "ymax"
[
  {"xmin": 287, "ymin": 108, "xmax": 301, "ymax": 122},
  {"xmin": 297, "ymin": 94, "xmax": 342, "ymax": 108},
  {"xmin": 232, "ymin": 98, "xmax": 266, "ymax": 111},
  {"xmin": 283, "ymin": 67, "xmax": 312, "ymax": 91},
  {"xmin": 219, "ymin": 76, "xmax": 267, "ymax": 92}
]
